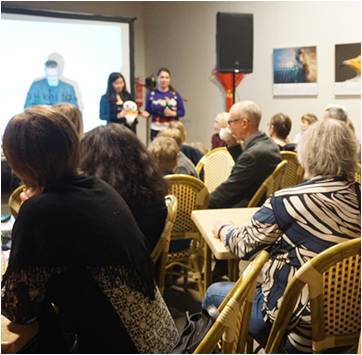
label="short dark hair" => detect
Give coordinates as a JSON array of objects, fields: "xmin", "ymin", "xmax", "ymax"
[
  {"xmin": 270, "ymin": 113, "xmax": 292, "ymax": 139},
  {"xmin": 45, "ymin": 60, "xmax": 58, "ymax": 68},
  {"xmin": 80, "ymin": 124, "xmax": 167, "ymax": 206},
  {"xmin": 3, "ymin": 106, "xmax": 79, "ymax": 189}
]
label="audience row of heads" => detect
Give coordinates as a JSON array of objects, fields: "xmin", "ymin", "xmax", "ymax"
[
  {"xmin": 2, "ymin": 101, "xmax": 359, "ymax": 198},
  {"xmin": 215, "ymin": 102, "xmax": 355, "ymax": 144}
]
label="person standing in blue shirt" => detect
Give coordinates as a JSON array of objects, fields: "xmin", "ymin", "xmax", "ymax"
[
  {"xmin": 24, "ymin": 60, "xmax": 78, "ymax": 108},
  {"xmin": 143, "ymin": 68, "xmax": 185, "ymax": 140},
  {"xmin": 99, "ymin": 72, "xmax": 137, "ymax": 132}
]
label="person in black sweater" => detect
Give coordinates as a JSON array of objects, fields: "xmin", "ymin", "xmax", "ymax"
[
  {"xmin": 99, "ymin": 72, "xmax": 138, "ymax": 132},
  {"xmin": 80, "ymin": 123, "xmax": 168, "ymax": 252},
  {"xmin": 1, "ymin": 106, "xmax": 178, "ymax": 353}
]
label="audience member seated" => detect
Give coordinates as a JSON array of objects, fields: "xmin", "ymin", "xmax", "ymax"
[
  {"xmin": 189, "ymin": 141, "xmax": 209, "ymax": 156},
  {"xmin": 208, "ymin": 101, "xmax": 281, "ymax": 208},
  {"xmin": 1, "ymin": 107, "xmax": 178, "ymax": 353},
  {"xmin": 268, "ymin": 113, "xmax": 296, "ymax": 151},
  {"xmin": 211, "ymin": 112, "xmax": 229, "ymax": 149},
  {"xmin": 323, "ymin": 104, "xmax": 360, "ymax": 161},
  {"xmin": 293, "ymin": 113, "xmax": 318, "ymax": 144},
  {"xmin": 148, "ymin": 136, "xmax": 180, "ymax": 175},
  {"xmin": 203, "ymin": 119, "xmax": 361, "ymax": 353},
  {"xmin": 323, "ymin": 104, "xmax": 356, "ymax": 133},
  {"xmin": 158, "ymin": 128, "xmax": 199, "ymax": 177},
  {"xmin": 80, "ymin": 123, "xmax": 168, "ymax": 252},
  {"xmin": 169, "ymin": 120, "xmax": 203, "ymax": 165},
  {"xmin": 54, "ymin": 102, "xmax": 84, "ymax": 137}
]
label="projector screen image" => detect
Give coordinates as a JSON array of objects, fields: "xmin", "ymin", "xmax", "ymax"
[{"xmin": 0, "ymin": 12, "xmax": 131, "ymax": 136}]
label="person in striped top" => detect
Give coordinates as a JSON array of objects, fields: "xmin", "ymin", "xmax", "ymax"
[{"xmin": 203, "ymin": 118, "xmax": 360, "ymax": 353}]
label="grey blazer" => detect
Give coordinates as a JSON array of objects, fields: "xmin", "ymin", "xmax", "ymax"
[{"xmin": 208, "ymin": 132, "xmax": 281, "ymax": 208}]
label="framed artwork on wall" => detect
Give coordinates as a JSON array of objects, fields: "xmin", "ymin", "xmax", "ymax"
[
  {"xmin": 273, "ymin": 46, "xmax": 317, "ymax": 96},
  {"xmin": 334, "ymin": 42, "xmax": 361, "ymax": 96}
]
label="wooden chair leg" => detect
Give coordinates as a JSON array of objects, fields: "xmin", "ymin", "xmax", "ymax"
[
  {"xmin": 191, "ymin": 255, "xmax": 204, "ymax": 297},
  {"xmin": 183, "ymin": 267, "xmax": 188, "ymax": 292},
  {"xmin": 246, "ymin": 336, "xmax": 254, "ymax": 353}
]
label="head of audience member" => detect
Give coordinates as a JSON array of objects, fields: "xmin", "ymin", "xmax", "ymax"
[
  {"xmin": 44, "ymin": 60, "xmax": 60, "ymax": 87},
  {"xmin": 300, "ymin": 113, "xmax": 318, "ymax": 132},
  {"xmin": 157, "ymin": 67, "xmax": 176, "ymax": 92},
  {"xmin": 106, "ymin": 72, "xmax": 128, "ymax": 100},
  {"xmin": 80, "ymin": 124, "xmax": 167, "ymax": 206},
  {"xmin": 148, "ymin": 136, "xmax": 179, "ymax": 176},
  {"xmin": 54, "ymin": 103, "xmax": 84, "ymax": 137},
  {"xmin": 227, "ymin": 100, "xmax": 262, "ymax": 141},
  {"xmin": 2, "ymin": 106, "xmax": 79, "ymax": 192},
  {"xmin": 297, "ymin": 119, "xmax": 358, "ymax": 180},
  {"xmin": 158, "ymin": 128, "xmax": 183, "ymax": 147},
  {"xmin": 213, "ymin": 112, "xmax": 229, "ymax": 132},
  {"xmin": 189, "ymin": 142, "xmax": 209, "ymax": 156},
  {"xmin": 323, "ymin": 104, "xmax": 355, "ymax": 133},
  {"xmin": 169, "ymin": 120, "xmax": 187, "ymax": 143},
  {"xmin": 268, "ymin": 113, "xmax": 292, "ymax": 144}
]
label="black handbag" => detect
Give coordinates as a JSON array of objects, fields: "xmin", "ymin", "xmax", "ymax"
[{"xmin": 172, "ymin": 306, "xmax": 220, "ymax": 354}]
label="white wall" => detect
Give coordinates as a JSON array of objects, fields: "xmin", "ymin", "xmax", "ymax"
[
  {"xmin": 4, "ymin": 1, "xmax": 149, "ymax": 144},
  {"xmin": 5, "ymin": 1, "xmax": 361, "ymax": 146},
  {"xmin": 144, "ymin": 1, "xmax": 361, "ymax": 147}
]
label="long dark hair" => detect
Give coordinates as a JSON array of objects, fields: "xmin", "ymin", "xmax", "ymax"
[
  {"xmin": 80, "ymin": 124, "xmax": 168, "ymax": 208},
  {"xmin": 105, "ymin": 72, "xmax": 130, "ymax": 102},
  {"xmin": 157, "ymin": 67, "xmax": 177, "ymax": 93}
]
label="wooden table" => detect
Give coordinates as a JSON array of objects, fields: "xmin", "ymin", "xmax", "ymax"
[
  {"xmin": 191, "ymin": 207, "xmax": 259, "ymax": 294},
  {"xmin": 1, "ymin": 217, "xmax": 15, "ymax": 234},
  {"xmin": 1, "ymin": 315, "xmax": 38, "ymax": 353}
]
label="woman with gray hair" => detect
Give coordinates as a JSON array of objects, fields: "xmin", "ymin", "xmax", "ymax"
[
  {"xmin": 203, "ymin": 119, "xmax": 360, "ymax": 353},
  {"xmin": 323, "ymin": 103, "xmax": 356, "ymax": 133}
]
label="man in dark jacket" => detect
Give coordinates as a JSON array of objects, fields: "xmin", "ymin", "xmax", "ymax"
[{"xmin": 209, "ymin": 101, "xmax": 281, "ymax": 209}]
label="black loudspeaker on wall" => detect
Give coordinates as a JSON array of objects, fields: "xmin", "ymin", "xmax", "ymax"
[{"xmin": 216, "ymin": 12, "xmax": 253, "ymax": 73}]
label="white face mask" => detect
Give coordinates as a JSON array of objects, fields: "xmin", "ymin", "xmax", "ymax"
[
  {"xmin": 45, "ymin": 68, "xmax": 59, "ymax": 87},
  {"xmin": 219, "ymin": 127, "xmax": 232, "ymax": 141}
]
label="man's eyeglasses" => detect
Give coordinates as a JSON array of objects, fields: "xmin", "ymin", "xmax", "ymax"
[{"xmin": 228, "ymin": 118, "xmax": 242, "ymax": 125}]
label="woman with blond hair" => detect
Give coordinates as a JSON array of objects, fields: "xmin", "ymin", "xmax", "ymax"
[
  {"xmin": 169, "ymin": 120, "xmax": 203, "ymax": 165},
  {"xmin": 204, "ymin": 119, "xmax": 360, "ymax": 353},
  {"xmin": 54, "ymin": 102, "xmax": 84, "ymax": 137}
]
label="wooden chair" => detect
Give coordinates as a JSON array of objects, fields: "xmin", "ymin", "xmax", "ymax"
[
  {"xmin": 355, "ymin": 163, "xmax": 361, "ymax": 183},
  {"xmin": 151, "ymin": 195, "xmax": 177, "ymax": 295},
  {"xmin": 196, "ymin": 147, "xmax": 235, "ymax": 193},
  {"xmin": 164, "ymin": 174, "xmax": 209, "ymax": 295},
  {"xmin": 194, "ymin": 251, "xmax": 269, "ymax": 354},
  {"xmin": 280, "ymin": 150, "xmax": 304, "ymax": 187},
  {"xmin": 247, "ymin": 160, "xmax": 288, "ymax": 207},
  {"xmin": 8, "ymin": 184, "xmax": 24, "ymax": 218},
  {"xmin": 265, "ymin": 238, "xmax": 361, "ymax": 353}
]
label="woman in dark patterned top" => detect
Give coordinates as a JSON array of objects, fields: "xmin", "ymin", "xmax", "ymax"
[
  {"xmin": 203, "ymin": 119, "xmax": 360, "ymax": 353},
  {"xmin": 1, "ymin": 106, "xmax": 178, "ymax": 353}
]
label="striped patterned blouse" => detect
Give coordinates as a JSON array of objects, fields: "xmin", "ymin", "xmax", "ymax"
[{"xmin": 223, "ymin": 176, "xmax": 360, "ymax": 352}]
